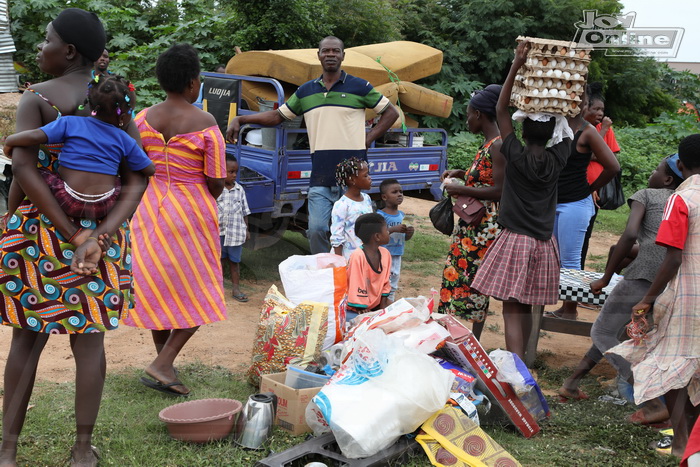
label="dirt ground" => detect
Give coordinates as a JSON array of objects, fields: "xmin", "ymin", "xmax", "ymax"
[
  {"xmin": 0, "ymin": 194, "xmax": 619, "ymax": 386},
  {"xmin": 0, "ymin": 90, "xmax": 620, "ymax": 387}
]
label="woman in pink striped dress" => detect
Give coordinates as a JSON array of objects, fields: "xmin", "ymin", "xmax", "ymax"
[{"xmin": 123, "ymin": 44, "xmax": 227, "ymax": 396}]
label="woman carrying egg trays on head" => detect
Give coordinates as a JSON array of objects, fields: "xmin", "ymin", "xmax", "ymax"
[{"xmin": 511, "ymin": 36, "xmax": 592, "ymax": 117}]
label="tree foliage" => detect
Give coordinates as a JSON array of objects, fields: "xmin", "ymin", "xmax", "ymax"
[
  {"xmin": 397, "ymin": 0, "xmax": 680, "ymax": 130},
  {"xmin": 7, "ymin": 0, "xmax": 695, "ymax": 126},
  {"xmin": 9, "ymin": 0, "xmax": 403, "ymax": 108}
]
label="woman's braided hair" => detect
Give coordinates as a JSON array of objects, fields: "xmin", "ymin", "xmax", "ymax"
[
  {"xmin": 85, "ymin": 74, "xmax": 136, "ymax": 121},
  {"xmin": 335, "ymin": 157, "xmax": 365, "ymax": 188}
]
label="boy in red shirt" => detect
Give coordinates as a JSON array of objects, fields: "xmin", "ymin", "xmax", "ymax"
[{"xmin": 346, "ymin": 213, "xmax": 392, "ymax": 314}]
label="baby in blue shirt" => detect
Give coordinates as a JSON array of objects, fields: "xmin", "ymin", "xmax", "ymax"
[
  {"xmin": 377, "ymin": 179, "xmax": 414, "ymax": 300},
  {"xmin": 4, "ymin": 75, "xmax": 154, "ymax": 221}
]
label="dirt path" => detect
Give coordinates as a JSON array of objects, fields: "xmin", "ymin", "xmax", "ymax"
[{"xmin": 0, "ymin": 195, "xmax": 620, "ymax": 385}]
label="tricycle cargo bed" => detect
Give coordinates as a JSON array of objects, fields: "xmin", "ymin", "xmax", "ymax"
[{"xmin": 201, "ymin": 71, "xmax": 449, "ymax": 247}]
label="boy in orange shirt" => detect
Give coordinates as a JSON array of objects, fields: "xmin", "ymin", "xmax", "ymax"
[{"xmin": 346, "ymin": 213, "xmax": 393, "ymax": 315}]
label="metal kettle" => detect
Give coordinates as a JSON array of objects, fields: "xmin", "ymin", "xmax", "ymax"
[{"xmin": 233, "ymin": 392, "xmax": 278, "ymax": 449}]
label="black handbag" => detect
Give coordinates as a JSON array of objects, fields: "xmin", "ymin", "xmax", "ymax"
[
  {"xmin": 597, "ymin": 172, "xmax": 625, "ymax": 210},
  {"xmin": 429, "ymin": 197, "xmax": 455, "ymax": 235}
]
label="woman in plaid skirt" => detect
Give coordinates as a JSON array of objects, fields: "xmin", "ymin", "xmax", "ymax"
[{"xmin": 471, "ymin": 41, "xmax": 572, "ymax": 359}]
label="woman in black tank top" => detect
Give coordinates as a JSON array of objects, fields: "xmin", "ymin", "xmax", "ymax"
[{"xmin": 545, "ymin": 93, "xmax": 619, "ymax": 320}]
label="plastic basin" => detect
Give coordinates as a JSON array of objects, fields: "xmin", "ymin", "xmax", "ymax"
[{"xmin": 158, "ymin": 398, "xmax": 243, "ymax": 443}]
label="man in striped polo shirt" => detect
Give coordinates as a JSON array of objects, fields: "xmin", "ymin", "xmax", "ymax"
[{"xmin": 226, "ymin": 36, "xmax": 398, "ymax": 254}]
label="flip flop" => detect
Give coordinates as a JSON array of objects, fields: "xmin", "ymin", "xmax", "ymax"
[
  {"xmin": 232, "ymin": 293, "xmax": 249, "ymax": 302},
  {"xmin": 544, "ymin": 310, "xmax": 579, "ymax": 320},
  {"xmin": 140, "ymin": 376, "xmax": 190, "ymax": 397},
  {"xmin": 648, "ymin": 434, "xmax": 673, "ymax": 449}
]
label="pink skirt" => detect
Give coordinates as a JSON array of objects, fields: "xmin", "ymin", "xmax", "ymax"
[{"xmin": 471, "ymin": 228, "xmax": 560, "ymax": 305}]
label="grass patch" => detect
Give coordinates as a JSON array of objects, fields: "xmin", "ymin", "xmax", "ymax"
[
  {"xmin": 595, "ymin": 204, "xmax": 630, "ymax": 237},
  {"xmin": 12, "ymin": 362, "xmax": 677, "ymax": 466},
  {"xmin": 237, "ymin": 231, "xmax": 310, "ymax": 282},
  {"xmin": 0, "ymin": 108, "xmax": 15, "ymax": 144},
  {"xmin": 586, "ymin": 253, "xmax": 608, "ymax": 273},
  {"xmin": 402, "ymin": 230, "xmax": 450, "ymax": 278}
]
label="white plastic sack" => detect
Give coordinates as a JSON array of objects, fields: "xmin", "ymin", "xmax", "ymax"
[
  {"xmin": 489, "ymin": 349, "xmax": 532, "ymax": 396},
  {"xmin": 489, "ymin": 349, "xmax": 550, "ymax": 421},
  {"xmin": 390, "ymin": 320, "xmax": 451, "ymax": 354},
  {"xmin": 306, "ymin": 329, "xmax": 454, "ymax": 458},
  {"xmin": 279, "ymin": 253, "xmax": 347, "ymax": 349},
  {"xmin": 344, "ymin": 297, "xmax": 429, "ymax": 342},
  {"xmin": 343, "ymin": 296, "xmax": 446, "ymax": 355}
]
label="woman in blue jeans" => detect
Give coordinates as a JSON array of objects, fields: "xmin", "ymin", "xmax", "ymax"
[{"xmin": 546, "ymin": 93, "xmax": 619, "ymax": 320}]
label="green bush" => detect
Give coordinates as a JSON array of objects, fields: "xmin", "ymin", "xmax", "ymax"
[
  {"xmin": 616, "ymin": 112, "xmax": 700, "ymax": 195},
  {"xmin": 448, "ymin": 112, "xmax": 699, "ymax": 196},
  {"xmin": 446, "ymin": 131, "xmax": 482, "ymax": 170}
]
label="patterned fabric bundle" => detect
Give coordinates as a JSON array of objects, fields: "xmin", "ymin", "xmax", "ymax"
[{"xmin": 247, "ymin": 285, "xmax": 328, "ymax": 385}]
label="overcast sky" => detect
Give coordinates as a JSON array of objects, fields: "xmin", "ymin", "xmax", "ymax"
[{"xmin": 620, "ymin": 0, "xmax": 699, "ymax": 63}]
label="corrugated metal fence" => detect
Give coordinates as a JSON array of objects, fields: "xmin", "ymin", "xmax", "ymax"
[{"xmin": 0, "ymin": 0, "xmax": 18, "ymax": 93}]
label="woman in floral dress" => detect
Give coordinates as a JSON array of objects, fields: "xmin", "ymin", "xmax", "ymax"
[{"xmin": 438, "ymin": 85, "xmax": 505, "ymax": 339}]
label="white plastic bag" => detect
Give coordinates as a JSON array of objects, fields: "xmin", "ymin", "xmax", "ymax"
[
  {"xmin": 306, "ymin": 329, "xmax": 454, "ymax": 458},
  {"xmin": 279, "ymin": 253, "xmax": 347, "ymax": 349},
  {"xmin": 488, "ymin": 349, "xmax": 550, "ymax": 421},
  {"xmin": 343, "ymin": 296, "xmax": 447, "ymax": 355},
  {"xmin": 489, "ymin": 349, "xmax": 532, "ymax": 395},
  {"xmin": 390, "ymin": 320, "xmax": 451, "ymax": 354}
]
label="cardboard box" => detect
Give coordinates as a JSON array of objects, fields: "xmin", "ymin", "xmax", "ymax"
[
  {"xmin": 260, "ymin": 372, "xmax": 323, "ymax": 435},
  {"xmin": 442, "ymin": 333, "xmax": 540, "ymax": 438}
]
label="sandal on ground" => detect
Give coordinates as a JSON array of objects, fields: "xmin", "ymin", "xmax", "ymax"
[
  {"xmin": 544, "ymin": 310, "xmax": 578, "ymax": 320},
  {"xmin": 649, "ymin": 434, "xmax": 674, "ymax": 455},
  {"xmin": 232, "ymin": 292, "xmax": 249, "ymax": 302},
  {"xmin": 557, "ymin": 387, "xmax": 589, "ymax": 402},
  {"xmin": 70, "ymin": 445, "xmax": 100, "ymax": 467},
  {"xmin": 140, "ymin": 376, "xmax": 190, "ymax": 397},
  {"xmin": 648, "ymin": 431, "xmax": 673, "ymax": 449}
]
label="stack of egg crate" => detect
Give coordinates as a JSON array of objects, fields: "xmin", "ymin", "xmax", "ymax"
[{"xmin": 511, "ymin": 36, "xmax": 592, "ymax": 117}]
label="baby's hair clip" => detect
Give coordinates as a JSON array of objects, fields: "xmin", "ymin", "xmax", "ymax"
[
  {"xmin": 128, "ymin": 82, "xmax": 135, "ymax": 92},
  {"xmin": 124, "ymin": 95, "xmax": 130, "ymax": 103},
  {"xmin": 116, "ymin": 107, "xmax": 122, "ymax": 116},
  {"xmin": 78, "ymin": 104, "xmax": 85, "ymax": 110}
]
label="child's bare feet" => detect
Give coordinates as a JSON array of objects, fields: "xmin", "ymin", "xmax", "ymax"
[{"xmin": 558, "ymin": 386, "xmax": 589, "ymax": 401}]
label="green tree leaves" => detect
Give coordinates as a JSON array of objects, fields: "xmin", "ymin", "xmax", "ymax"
[{"xmin": 7, "ymin": 0, "xmax": 696, "ymax": 126}]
